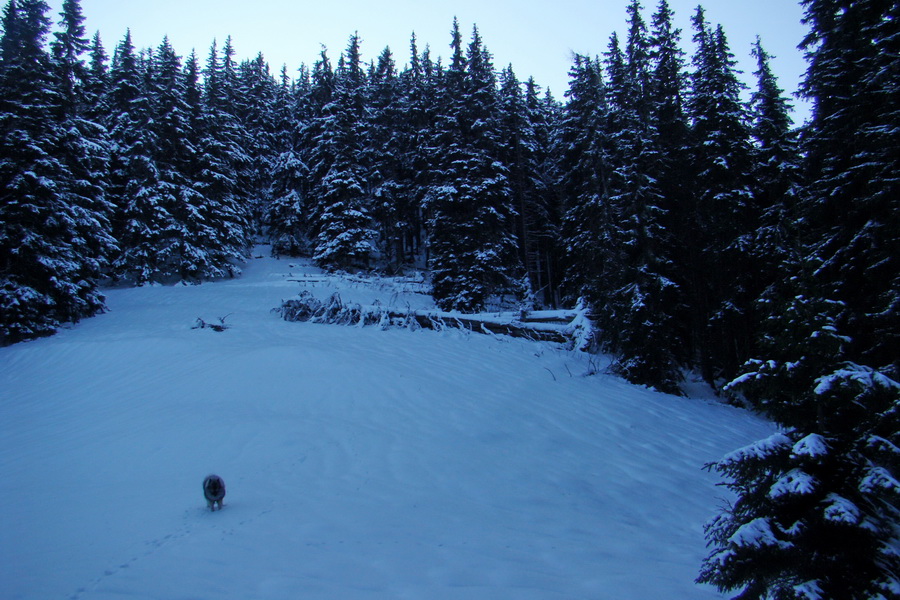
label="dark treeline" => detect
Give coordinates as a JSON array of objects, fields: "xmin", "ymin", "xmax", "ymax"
[
  {"xmin": 1, "ymin": 0, "xmax": 898, "ymax": 596},
  {"xmin": 0, "ymin": 0, "xmax": 806, "ymax": 390}
]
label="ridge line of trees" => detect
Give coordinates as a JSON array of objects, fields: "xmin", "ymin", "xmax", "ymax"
[{"xmin": 3, "ymin": 0, "xmax": 818, "ymax": 391}]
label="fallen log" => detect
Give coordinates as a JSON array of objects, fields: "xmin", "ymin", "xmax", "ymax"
[
  {"xmin": 403, "ymin": 312, "xmax": 569, "ymax": 344},
  {"xmin": 278, "ymin": 291, "xmax": 575, "ymax": 345}
]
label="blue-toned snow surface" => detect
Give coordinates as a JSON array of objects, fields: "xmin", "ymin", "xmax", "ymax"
[{"xmin": 1, "ymin": 247, "xmax": 774, "ymax": 600}]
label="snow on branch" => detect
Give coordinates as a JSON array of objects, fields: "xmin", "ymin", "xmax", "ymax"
[
  {"xmin": 720, "ymin": 432, "xmax": 792, "ymax": 465},
  {"xmin": 728, "ymin": 517, "xmax": 792, "ymax": 551},
  {"xmin": 813, "ymin": 363, "xmax": 900, "ymax": 397},
  {"xmin": 791, "ymin": 433, "xmax": 829, "ymax": 458},
  {"xmin": 768, "ymin": 468, "xmax": 818, "ymax": 499},
  {"xmin": 822, "ymin": 493, "xmax": 861, "ymax": 525}
]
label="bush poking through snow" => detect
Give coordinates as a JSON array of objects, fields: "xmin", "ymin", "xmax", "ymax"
[{"xmin": 193, "ymin": 315, "xmax": 232, "ymax": 332}]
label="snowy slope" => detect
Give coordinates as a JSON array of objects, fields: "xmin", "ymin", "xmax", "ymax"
[{"xmin": 0, "ymin": 248, "xmax": 774, "ymax": 600}]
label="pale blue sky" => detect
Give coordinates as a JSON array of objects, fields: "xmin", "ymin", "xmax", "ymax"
[{"xmin": 46, "ymin": 0, "xmax": 811, "ymax": 123}]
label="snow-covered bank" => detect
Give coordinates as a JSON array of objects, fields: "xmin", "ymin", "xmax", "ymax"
[{"xmin": 0, "ymin": 250, "xmax": 775, "ymax": 599}]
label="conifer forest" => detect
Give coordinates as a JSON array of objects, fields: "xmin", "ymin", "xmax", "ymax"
[{"xmin": 1, "ymin": 0, "xmax": 898, "ymax": 598}]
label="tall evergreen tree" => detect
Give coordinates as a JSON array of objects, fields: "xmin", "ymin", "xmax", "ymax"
[
  {"xmin": 211, "ymin": 36, "xmax": 253, "ymax": 214},
  {"xmin": 266, "ymin": 64, "xmax": 309, "ymax": 257},
  {"xmin": 309, "ymin": 34, "xmax": 374, "ymax": 270},
  {"xmin": 177, "ymin": 47, "xmax": 215, "ymax": 274},
  {"xmin": 648, "ymin": 0, "xmax": 688, "ymax": 149},
  {"xmin": 598, "ymin": 0, "xmax": 682, "ymax": 393},
  {"xmin": 422, "ymin": 18, "xmax": 469, "ymax": 309},
  {"xmin": 238, "ymin": 52, "xmax": 279, "ymax": 228},
  {"xmin": 798, "ymin": 0, "xmax": 900, "ymax": 373},
  {"xmin": 557, "ymin": 53, "xmax": 611, "ymax": 314},
  {"xmin": 188, "ymin": 39, "xmax": 251, "ymax": 277},
  {"xmin": 686, "ymin": 8, "xmax": 756, "ymax": 383},
  {"xmin": 49, "ymin": 0, "xmax": 88, "ymax": 112},
  {"xmin": 0, "ymin": 0, "xmax": 111, "ymax": 342},
  {"xmin": 366, "ymin": 45, "xmax": 411, "ymax": 268},
  {"xmin": 149, "ymin": 36, "xmax": 244, "ymax": 281},
  {"xmin": 47, "ymin": 0, "xmax": 116, "ymax": 292},
  {"xmin": 397, "ymin": 33, "xmax": 437, "ymax": 267},
  {"xmin": 700, "ymin": 2, "xmax": 900, "ymax": 598},
  {"xmin": 300, "ymin": 47, "xmax": 334, "ymax": 247},
  {"xmin": 426, "ymin": 22, "xmax": 522, "ymax": 312},
  {"xmin": 84, "ymin": 30, "xmax": 107, "ymax": 112},
  {"xmin": 105, "ymin": 29, "xmax": 169, "ymax": 283},
  {"xmin": 498, "ymin": 65, "xmax": 560, "ymax": 308},
  {"xmin": 183, "ymin": 50, "xmax": 202, "ymax": 131},
  {"xmin": 149, "ymin": 36, "xmax": 195, "ymax": 278},
  {"xmin": 746, "ymin": 37, "xmax": 803, "ymax": 311},
  {"xmin": 522, "ymin": 77, "xmax": 564, "ymax": 307},
  {"xmin": 648, "ymin": 0, "xmax": 692, "ymax": 355}
]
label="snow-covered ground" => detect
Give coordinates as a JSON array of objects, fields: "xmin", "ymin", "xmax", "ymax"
[{"xmin": 0, "ymin": 248, "xmax": 775, "ymax": 600}]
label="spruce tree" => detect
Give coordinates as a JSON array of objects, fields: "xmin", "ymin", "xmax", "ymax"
[
  {"xmin": 105, "ymin": 30, "xmax": 169, "ymax": 283},
  {"xmin": 189, "ymin": 39, "xmax": 251, "ymax": 277},
  {"xmin": 522, "ymin": 77, "xmax": 564, "ymax": 307},
  {"xmin": 0, "ymin": 0, "xmax": 110, "ymax": 342},
  {"xmin": 50, "ymin": 0, "xmax": 88, "ymax": 112},
  {"xmin": 149, "ymin": 36, "xmax": 196, "ymax": 279},
  {"xmin": 423, "ymin": 17, "xmax": 471, "ymax": 310},
  {"xmin": 648, "ymin": 0, "xmax": 691, "ymax": 355},
  {"xmin": 599, "ymin": 0, "xmax": 682, "ymax": 393},
  {"xmin": 397, "ymin": 33, "xmax": 436, "ymax": 266},
  {"xmin": 237, "ymin": 52, "xmax": 279, "ymax": 229},
  {"xmin": 686, "ymin": 8, "xmax": 756, "ymax": 383},
  {"xmin": 366, "ymin": 45, "xmax": 411, "ymax": 268},
  {"xmin": 700, "ymin": 2, "xmax": 900, "ymax": 597},
  {"xmin": 177, "ymin": 48, "xmax": 218, "ymax": 276},
  {"xmin": 498, "ymin": 65, "xmax": 556, "ymax": 309},
  {"xmin": 149, "ymin": 37, "xmax": 245, "ymax": 282},
  {"xmin": 267, "ymin": 64, "xmax": 309, "ymax": 257},
  {"xmin": 426, "ymin": 22, "xmax": 522, "ymax": 312},
  {"xmin": 300, "ymin": 47, "xmax": 335, "ymax": 250},
  {"xmin": 47, "ymin": 0, "xmax": 116, "ymax": 295},
  {"xmin": 84, "ymin": 30, "xmax": 107, "ymax": 114},
  {"xmin": 798, "ymin": 0, "xmax": 899, "ymax": 373},
  {"xmin": 309, "ymin": 34, "xmax": 374, "ymax": 270},
  {"xmin": 648, "ymin": 0, "xmax": 688, "ymax": 148},
  {"xmin": 557, "ymin": 53, "xmax": 611, "ymax": 312},
  {"xmin": 211, "ymin": 36, "xmax": 253, "ymax": 216},
  {"xmin": 747, "ymin": 37, "xmax": 802, "ymax": 312}
]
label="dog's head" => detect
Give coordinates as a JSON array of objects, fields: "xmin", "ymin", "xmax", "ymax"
[{"xmin": 203, "ymin": 474, "xmax": 225, "ymax": 500}]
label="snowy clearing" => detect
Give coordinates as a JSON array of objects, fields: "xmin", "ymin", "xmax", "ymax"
[{"xmin": 0, "ymin": 248, "xmax": 774, "ymax": 599}]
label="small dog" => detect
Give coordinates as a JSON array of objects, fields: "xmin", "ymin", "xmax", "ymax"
[{"xmin": 203, "ymin": 474, "xmax": 226, "ymax": 511}]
